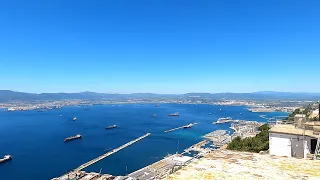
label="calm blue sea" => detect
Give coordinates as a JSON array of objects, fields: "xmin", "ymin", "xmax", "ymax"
[{"xmin": 0, "ymin": 104, "xmax": 288, "ymax": 180}]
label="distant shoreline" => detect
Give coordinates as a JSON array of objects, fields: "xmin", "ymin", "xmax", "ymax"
[{"xmin": 0, "ymin": 99, "xmax": 300, "ymax": 113}]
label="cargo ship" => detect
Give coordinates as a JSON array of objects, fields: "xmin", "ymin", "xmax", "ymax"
[
  {"xmin": 64, "ymin": 134, "xmax": 82, "ymax": 142},
  {"xmin": 168, "ymin": 112, "xmax": 179, "ymax": 116},
  {"xmin": 0, "ymin": 155, "xmax": 12, "ymax": 163},
  {"xmin": 73, "ymin": 117, "xmax": 77, "ymax": 121},
  {"xmin": 106, "ymin": 125, "xmax": 117, "ymax": 129}
]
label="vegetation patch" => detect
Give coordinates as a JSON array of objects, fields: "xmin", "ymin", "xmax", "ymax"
[{"xmin": 227, "ymin": 124, "xmax": 270, "ymax": 153}]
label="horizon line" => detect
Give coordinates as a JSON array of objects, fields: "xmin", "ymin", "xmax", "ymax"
[{"xmin": 1, "ymin": 90, "xmax": 320, "ymax": 95}]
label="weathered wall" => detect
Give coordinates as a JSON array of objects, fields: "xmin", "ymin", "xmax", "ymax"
[{"xmin": 269, "ymin": 132, "xmax": 314, "ymax": 158}]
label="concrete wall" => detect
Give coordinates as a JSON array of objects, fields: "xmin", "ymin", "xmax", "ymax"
[
  {"xmin": 269, "ymin": 133, "xmax": 292, "ymax": 157},
  {"xmin": 269, "ymin": 132, "xmax": 313, "ymax": 158}
]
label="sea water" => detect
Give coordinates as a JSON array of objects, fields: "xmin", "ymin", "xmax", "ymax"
[{"xmin": 0, "ymin": 104, "xmax": 288, "ymax": 180}]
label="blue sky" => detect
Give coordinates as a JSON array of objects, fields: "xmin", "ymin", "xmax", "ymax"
[{"xmin": 0, "ymin": 0, "xmax": 319, "ymax": 93}]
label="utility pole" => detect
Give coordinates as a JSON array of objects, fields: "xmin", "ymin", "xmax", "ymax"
[{"xmin": 318, "ymin": 101, "xmax": 320, "ymax": 121}]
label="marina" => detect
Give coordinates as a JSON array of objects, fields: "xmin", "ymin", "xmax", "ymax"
[
  {"xmin": 164, "ymin": 123, "xmax": 197, "ymax": 133},
  {"xmin": 203, "ymin": 130, "xmax": 232, "ymax": 146}
]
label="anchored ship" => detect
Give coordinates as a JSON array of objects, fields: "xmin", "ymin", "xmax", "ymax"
[
  {"xmin": 106, "ymin": 125, "xmax": 117, "ymax": 129},
  {"xmin": 64, "ymin": 134, "xmax": 82, "ymax": 142},
  {"xmin": 0, "ymin": 155, "xmax": 12, "ymax": 163},
  {"xmin": 168, "ymin": 112, "xmax": 179, "ymax": 116},
  {"xmin": 213, "ymin": 117, "xmax": 233, "ymax": 124}
]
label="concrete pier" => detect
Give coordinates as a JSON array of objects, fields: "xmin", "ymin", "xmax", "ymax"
[
  {"xmin": 74, "ymin": 133, "xmax": 151, "ymax": 172},
  {"xmin": 164, "ymin": 123, "xmax": 197, "ymax": 133}
]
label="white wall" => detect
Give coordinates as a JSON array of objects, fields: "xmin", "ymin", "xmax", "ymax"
[
  {"xmin": 269, "ymin": 133, "xmax": 292, "ymax": 157},
  {"xmin": 269, "ymin": 132, "xmax": 312, "ymax": 158}
]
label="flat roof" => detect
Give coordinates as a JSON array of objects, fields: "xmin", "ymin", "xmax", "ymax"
[
  {"xmin": 270, "ymin": 124, "xmax": 318, "ymax": 138},
  {"xmin": 294, "ymin": 114, "xmax": 306, "ymax": 118}
]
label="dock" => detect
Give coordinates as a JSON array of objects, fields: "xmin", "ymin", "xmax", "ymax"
[
  {"xmin": 74, "ymin": 133, "xmax": 151, "ymax": 172},
  {"xmin": 164, "ymin": 123, "xmax": 197, "ymax": 133}
]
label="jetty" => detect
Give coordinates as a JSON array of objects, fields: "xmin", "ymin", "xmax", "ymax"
[
  {"xmin": 164, "ymin": 123, "xmax": 197, "ymax": 133},
  {"xmin": 73, "ymin": 133, "xmax": 151, "ymax": 172}
]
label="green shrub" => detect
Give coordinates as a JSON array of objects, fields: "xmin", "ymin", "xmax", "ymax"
[{"xmin": 227, "ymin": 124, "xmax": 269, "ymax": 153}]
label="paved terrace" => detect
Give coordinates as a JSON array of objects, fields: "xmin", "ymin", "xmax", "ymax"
[{"xmin": 166, "ymin": 149, "xmax": 320, "ymax": 180}]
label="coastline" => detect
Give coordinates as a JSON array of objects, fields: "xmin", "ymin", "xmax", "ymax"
[
  {"xmin": 0, "ymin": 103, "xmax": 290, "ymax": 180},
  {"xmin": 53, "ymin": 119, "xmax": 267, "ymax": 180}
]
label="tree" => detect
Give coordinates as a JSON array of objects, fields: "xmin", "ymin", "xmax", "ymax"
[{"xmin": 227, "ymin": 124, "xmax": 270, "ymax": 153}]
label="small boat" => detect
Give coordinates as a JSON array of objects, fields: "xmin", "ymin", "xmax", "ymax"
[
  {"xmin": 59, "ymin": 115, "xmax": 62, "ymax": 117},
  {"xmin": 220, "ymin": 109, "xmax": 222, "ymax": 111},
  {"xmin": 106, "ymin": 125, "xmax": 117, "ymax": 129},
  {"xmin": 168, "ymin": 112, "xmax": 179, "ymax": 116},
  {"xmin": 0, "ymin": 155, "xmax": 12, "ymax": 163},
  {"xmin": 64, "ymin": 134, "xmax": 82, "ymax": 142},
  {"xmin": 208, "ymin": 113, "xmax": 212, "ymax": 115},
  {"xmin": 155, "ymin": 104, "xmax": 160, "ymax": 107},
  {"xmin": 73, "ymin": 117, "xmax": 77, "ymax": 121},
  {"xmin": 152, "ymin": 114, "xmax": 157, "ymax": 117}
]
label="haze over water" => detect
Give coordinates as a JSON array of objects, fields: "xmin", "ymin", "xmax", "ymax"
[{"xmin": 0, "ymin": 104, "xmax": 288, "ymax": 180}]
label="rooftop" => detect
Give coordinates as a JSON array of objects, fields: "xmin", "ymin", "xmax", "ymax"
[
  {"xmin": 269, "ymin": 124, "xmax": 318, "ymax": 138},
  {"xmin": 294, "ymin": 114, "xmax": 306, "ymax": 118}
]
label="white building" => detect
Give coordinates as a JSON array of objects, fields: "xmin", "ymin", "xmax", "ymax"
[{"xmin": 269, "ymin": 123, "xmax": 319, "ymax": 158}]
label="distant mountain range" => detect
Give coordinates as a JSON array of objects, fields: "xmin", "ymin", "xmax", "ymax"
[{"xmin": 0, "ymin": 90, "xmax": 320, "ymax": 102}]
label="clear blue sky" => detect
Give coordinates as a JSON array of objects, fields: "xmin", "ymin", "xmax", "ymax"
[{"xmin": 0, "ymin": 0, "xmax": 319, "ymax": 94}]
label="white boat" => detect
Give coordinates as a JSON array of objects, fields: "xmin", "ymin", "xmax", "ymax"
[
  {"xmin": 0, "ymin": 155, "xmax": 12, "ymax": 163},
  {"xmin": 73, "ymin": 117, "xmax": 77, "ymax": 121},
  {"xmin": 213, "ymin": 117, "xmax": 233, "ymax": 124}
]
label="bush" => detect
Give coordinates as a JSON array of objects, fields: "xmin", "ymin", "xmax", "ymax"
[{"xmin": 227, "ymin": 124, "xmax": 270, "ymax": 153}]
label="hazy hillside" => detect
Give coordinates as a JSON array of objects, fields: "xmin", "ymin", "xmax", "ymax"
[{"xmin": 0, "ymin": 90, "xmax": 319, "ymax": 102}]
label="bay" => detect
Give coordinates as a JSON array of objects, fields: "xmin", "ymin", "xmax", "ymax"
[{"xmin": 0, "ymin": 104, "xmax": 288, "ymax": 180}]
